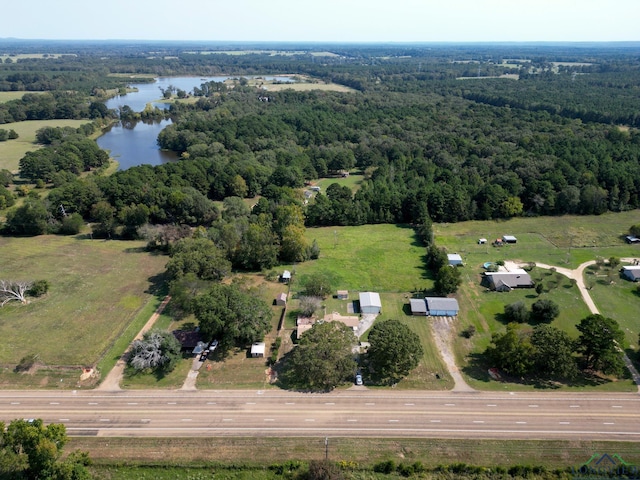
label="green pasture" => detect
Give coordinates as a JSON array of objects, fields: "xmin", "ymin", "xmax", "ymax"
[
  {"xmin": 434, "ymin": 211, "xmax": 640, "ymax": 269},
  {"xmin": 299, "ymin": 224, "xmax": 430, "ymax": 293},
  {"xmin": 0, "ymin": 119, "xmax": 89, "ymax": 172},
  {"xmin": 0, "ymin": 235, "xmax": 168, "ymax": 368},
  {"xmin": 315, "ymin": 173, "xmax": 364, "ymax": 193}
]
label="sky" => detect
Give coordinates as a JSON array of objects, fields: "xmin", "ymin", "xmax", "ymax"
[{"xmin": 3, "ymin": 0, "xmax": 640, "ymax": 43}]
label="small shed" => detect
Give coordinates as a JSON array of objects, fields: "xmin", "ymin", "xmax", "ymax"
[
  {"xmin": 337, "ymin": 290, "xmax": 349, "ymax": 300},
  {"xmin": 622, "ymin": 266, "xmax": 640, "ymax": 282},
  {"xmin": 410, "ymin": 298, "xmax": 428, "ymax": 316},
  {"xmin": 447, "ymin": 253, "xmax": 463, "ymax": 266},
  {"xmin": 275, "ymin": 292, "xmax": 287, "ymax": 306},
  {"xmin": 359, "ymin": 292, "xmax": 382, "ymax": 314},
  {"xmin": 478, "ymin": 238, "xmax": 487, "ymax": 244},
  {"xmin": 250, "ymin": 342, "xmax": 266, "ymax": 358},
  {"xmin": 281, "ymin": 270, "xmax": 291, "ymax": 283},
  {"xmin": 502, "ymin": 235, "xmax": 517, "ymax": 244},
  {"xmin": 426, "ymin": 297, "xmax": 460, "ymax": 316}
]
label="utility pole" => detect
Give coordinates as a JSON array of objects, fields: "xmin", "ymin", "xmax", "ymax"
[{"xmin": 325, "ymin": 437, "xmax": 329, "ymax": 460}]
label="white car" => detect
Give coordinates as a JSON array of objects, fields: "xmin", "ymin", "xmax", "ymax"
[{"xmin": 355, "ymin": 374, "xmax": 363, "ymax": 386}]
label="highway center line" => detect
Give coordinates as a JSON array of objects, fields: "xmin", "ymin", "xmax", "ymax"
[
  {"xmin": 10, "ymin": 402, "xmax": 20, "ymax": 405},
  {"xmin": 528, "ymin": 405, "xmax": 538, "ymax": 407},
  {"xmin": 430, "ymin": 420, "xmax": 441, "ymax": 423},
  {"xmin": 264, "ymin": 419, "xmax": 275, "ymax": 422},
  {"xmin": 365, "ymin": 403, "xmax": 375, "ymax": 406},
  {"xmin": 516, "ymin": 421, "xmax": 527, "ymax": 424},
  {"xmin": 389, "ymin": 420, "xmax": 399, "ymax": 422},
  {"xmin": 559, "ymin": 422, "xmax": 570, "ymax": 424},
  {"xmin": 569, "ymin": 405, "xmax": 580, "ymax": 408},
  {"xmin": 603, "ymin": 422, "xmax": 615, "ymax": 425},
  {"xmin": 486, "ymin": 404, "xmax": 497, "ymax": 407},
  {"xmin": 59, "ymin": 418, "xmax": 69, "ymax": 421},
  {"xmin": 444, "ymin": 403, "xmax": 455, "ymax": 406},
  {"xmin": 50, "ymin": 402, "xmax": 59, "ymax": 405},
  {"xmin": 206, "ymin": 402, "xmax": 216, "ymax": 405},
  {"xmin": 304, "ymin": 419, "xmax": 315, "ymax": 422},
  {"xmin": 325, "ymin": 402, "xmax": 335, "ymax": 405},
  {"xmin": 473, "ymin": 420, "xmax": 485, "ymax": 423},
  {"xmin": 612, "ymin": 405, "xmax": 623, "ymax": 408}
]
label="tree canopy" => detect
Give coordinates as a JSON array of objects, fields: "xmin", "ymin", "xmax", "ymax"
[
  {"xmin": 193, "ymin": 283, "xmax": 272, "ymax": 349},
  {"xmin": 367, "ymin": 319, "xmax": 423, "ymax": 384},
  {"xmin": 280, "ymin": 321, "xmax": 357, "ymax": 392},
  {"xmin": 0, "ymin": 418, "xmax": 91, "ymax": 480},
  {"xmin": 576, "ymin": 314, "xmax": 625, "ymax": 375}
]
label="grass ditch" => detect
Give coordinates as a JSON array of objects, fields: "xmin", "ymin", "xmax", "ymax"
[{"xmin": 74, "ymin": 437, "xmax": 640, "ymax": 478}]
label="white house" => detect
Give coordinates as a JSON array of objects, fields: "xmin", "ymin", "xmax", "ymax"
[{"xmin": 359, "ymin": 292, "xmax": 382, "ymax": 314}]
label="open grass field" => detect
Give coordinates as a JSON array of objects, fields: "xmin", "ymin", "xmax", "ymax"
[
  {"xmin": 298, "ymin": 224, "xmax": 429, "ymax": 294},
  {"xmin": 73, "ymin": 436, "xmax": 640, "ymax": 477},
  {"xmin": 0, "ymin": 119, "xmax": 89, "ymax": 172},
  {"xmin": 0, "ymin": 235, "xmax": 168, "ymax": 372},
  {"xmin": 315, "ymin": 173, "xmax": 365, "ymax": 193},
  {"xmin": 434, "ymin": 210, "xmax": 640, "ymax": 269}
]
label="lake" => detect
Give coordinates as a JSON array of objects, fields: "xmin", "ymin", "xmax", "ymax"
[{"xmin": 98, "ymin": 75, "xmax": 294, "ymax": 170}]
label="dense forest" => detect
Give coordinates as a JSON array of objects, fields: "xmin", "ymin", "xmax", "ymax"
[{"xmin": 1, "ymin": 41, "xmax": 640, "ymax": 243}]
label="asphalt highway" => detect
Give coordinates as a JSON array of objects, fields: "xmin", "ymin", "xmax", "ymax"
[{"xmin": 1, "ymin": 389, "xmax": 638, "ymax": 440}]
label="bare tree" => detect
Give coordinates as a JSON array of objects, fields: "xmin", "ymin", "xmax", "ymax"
[
  {"xmin": 298, "ymin": 296, "xmax": 323, "ymax": 318},
  {"xmin": 0, "ymin": 280, "xmax": 33, "ymax": 306}
]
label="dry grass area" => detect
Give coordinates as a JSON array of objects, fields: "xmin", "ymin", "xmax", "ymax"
[
  {"xmin": 72, "ymin": 436, "xmax": 640, "ymax": 469},
  {"xmin": 0, "ymin": 235, "xmax": 168, "ymax": 369},
  {"xmin": 261, "ymin": 82, "xmax": 356, "ymax": 93}
]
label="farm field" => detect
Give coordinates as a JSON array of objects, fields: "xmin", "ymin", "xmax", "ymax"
[
  {"xmin": 314, "ymin": 173, "xmax": 365, "ymax": 193},
  {"xmin": 0, "ymin": 235, "xmax": 168, "ymax": 375},
  {"xmin": 0, "ymin": 119, "xmax": 89, "ymax": 172}
]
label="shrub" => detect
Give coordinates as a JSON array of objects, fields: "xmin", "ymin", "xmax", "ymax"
[
  {"xmin": 461, "ymin": 325, "xmax": 476, "ymax": 338},
  {"xmin": 27, "ymin": 280, "xmax": 49, "ymax": 298},
  {"xmin": 373, "ymin": 460, "xmax": 396, "ymax": 474},
  {"xmin": 504, "ymin": 301, "xmax": 528, "ymax": 323}
]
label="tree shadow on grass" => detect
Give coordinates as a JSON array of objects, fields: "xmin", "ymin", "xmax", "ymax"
[{"xmin": 145, "ymin": 272, "xmax": 169, "ymax": 296}]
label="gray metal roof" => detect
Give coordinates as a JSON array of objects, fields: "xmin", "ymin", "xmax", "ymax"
[
  {"xmin": 426, "ymin": 297, "xmax": 459, "ymax": 311},
  {"xmin": 359, "ymin": 291, "xmax": 382, "ymax": 308},
  {"xmin": 410, "ymin": 298, "xmax": 427, "ymax": 312}
]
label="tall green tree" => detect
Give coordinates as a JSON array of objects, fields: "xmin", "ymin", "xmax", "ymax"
[
  {"xmin": 485, "ymin": 323, "xmax": 535, "ymax": 377},
  {"xmin": 576, "ymin": 314, "xmax": 625, "ymax": 375},
  {"xmin": 281, "ymin": 322, "xmax": 356, "ymax": 392},
  {"xmin": 1, "ymin": 419, "xmax": 91, "ymax": 480},
  {"xmin": 166, "ymin": 237, "xmax": 231, "ymax": 281},
  {"xmin": 5, "ymin": 198, "xmax": 49, "ymax": 236},
  {"xmin": 531, "ymin": 324, "xmax": 579, "ymax": 379},
  {"xmin": 193, "ymin": 283, "xmax": 272, "ymax": 348},
  {"xmin": 529, "ymin": 299, "xmax": 560, "ymax": 323},
  {"xmin": 367, "ymin": 319, "xmax": 423, "ymax": 385},
  {"xmin": 434, "ymin": 266, "xmax": 462, "ymax": 296}
]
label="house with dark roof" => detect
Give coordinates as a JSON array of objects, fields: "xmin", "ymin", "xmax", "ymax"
[
  {"xmin": 622, "ymin": 266, "xmax": 640, "ymax": 282},
  {"xmin": 482, "ymin": 270, "xmax": 534, "ymax": 291}
]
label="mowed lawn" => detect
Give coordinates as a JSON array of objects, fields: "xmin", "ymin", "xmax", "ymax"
[
  {"xmin": 0, "ymin": 119, "xmax": 89, "ymax": 172},
  {"xmin": 0, "ymin": 235, "xmax": 168, "ymax": 366},
  {"xmin": 298, "ymin": 224, "xmax": 430, "ymax": 293}
]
